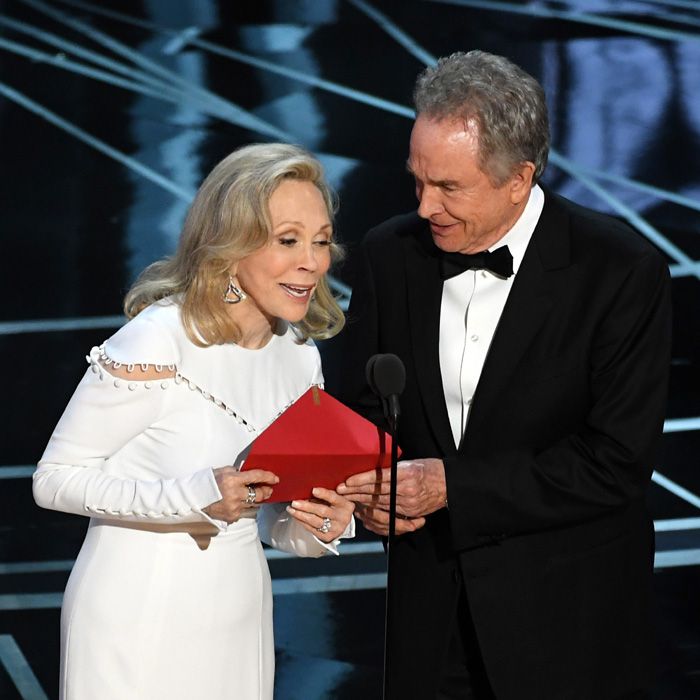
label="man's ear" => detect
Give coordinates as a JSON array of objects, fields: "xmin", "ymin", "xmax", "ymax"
[{"xmin": 509, "ymin": 161, "xmax": 536, "ymax": 204}]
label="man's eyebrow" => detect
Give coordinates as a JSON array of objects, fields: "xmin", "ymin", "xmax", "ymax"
[
  {"xmin": 434, "ymin": 178, "xmax": 460, "ymax": 188},
  {"xmin": 406, "ymin": 161, "xmax": 459, "ymax": 188}
]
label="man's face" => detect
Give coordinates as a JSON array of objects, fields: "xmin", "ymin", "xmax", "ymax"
[{"xmin": 408, "ymin": 115, "xmax": 528, "ymax": 254}]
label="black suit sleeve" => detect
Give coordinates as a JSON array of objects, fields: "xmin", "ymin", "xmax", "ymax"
[
  {"xmin": 327, "ymin": 241, "xmax": 386, "ymax": 428},
  {"xmin": 445, "ymin": 249, "xmax": 671, "ymax": 548}
]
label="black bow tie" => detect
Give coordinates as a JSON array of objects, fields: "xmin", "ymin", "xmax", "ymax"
[{"xmin": 439, "ymin": 245, "xmax": 514, "ymax": 280}]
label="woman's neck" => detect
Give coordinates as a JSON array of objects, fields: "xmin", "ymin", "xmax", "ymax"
[{"xmin": 226, "ymin": 304, "xmax": 277, "ymax": 349}]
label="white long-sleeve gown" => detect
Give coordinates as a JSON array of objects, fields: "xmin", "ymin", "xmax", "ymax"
[{"xmin": 34, "ymin": 299, "xmax": 352, "ymax": 700}]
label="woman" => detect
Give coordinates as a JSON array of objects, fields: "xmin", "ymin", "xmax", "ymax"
[{"xmin": 33, "ymin": 143, "xmax": 355, "ymax": 700}]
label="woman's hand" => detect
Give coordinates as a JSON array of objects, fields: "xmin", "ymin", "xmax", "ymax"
[
  {"xmin": 286, "ymin": 487, "xmax": 355, "ymax": 543},
  {"xmin": 204, "ymin": 467, "xmax": 279, "ymax": 524}
]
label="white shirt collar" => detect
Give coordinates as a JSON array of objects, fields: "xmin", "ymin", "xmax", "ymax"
[{"xmin": 488, "ymin": 183, "xmax": 544, "ymax": 276}]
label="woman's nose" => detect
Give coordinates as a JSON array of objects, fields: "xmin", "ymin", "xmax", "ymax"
[{"xmin": 297, "ymin": 243, "xmax": 320, "ymax": 271}]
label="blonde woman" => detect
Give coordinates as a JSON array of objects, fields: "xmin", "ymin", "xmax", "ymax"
[{"xmin": 34, "ymin": 143, "xmax": 355, "ymax": 700}]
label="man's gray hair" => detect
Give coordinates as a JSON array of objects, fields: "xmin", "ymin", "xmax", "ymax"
[{"xmin": 413, "ymin": 51, "xmax": 549, "ymax": 184}]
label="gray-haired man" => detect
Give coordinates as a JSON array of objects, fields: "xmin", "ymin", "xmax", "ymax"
[{"xmin": 335, "ymin": 51, "xmax": 670, "ymax": 700}]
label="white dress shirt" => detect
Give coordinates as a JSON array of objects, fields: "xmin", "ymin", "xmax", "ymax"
[{"xmin": 439, "ymin": 185, "xmax": 545, "ymax": 448}]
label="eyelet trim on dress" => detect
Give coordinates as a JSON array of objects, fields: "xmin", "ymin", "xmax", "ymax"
[
  {"xmin": 87, "ymin": 345, "xmax": 256, "ymax": 432},
  {"xmin": 255, "ymin": 382, "xmax": 323, "ymax": 435}
]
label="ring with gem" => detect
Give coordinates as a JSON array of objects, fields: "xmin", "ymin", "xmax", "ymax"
[{"xmin": 317, "ymin": 516, "xmax": 332, "ymax": 534}]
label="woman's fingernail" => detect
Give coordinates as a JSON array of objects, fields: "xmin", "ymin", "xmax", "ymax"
[
  {"xmin": 291, "ymin": 501, "xmax": 301, "ymax": 508},
  {"xmin": 286, "ymin": 506, "xmax": 295, "ymax": 514}
]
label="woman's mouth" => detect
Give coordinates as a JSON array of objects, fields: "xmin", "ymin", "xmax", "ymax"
[{"xmin": 280, "ymin": 283, "xmax": 315, "ymax": 300}]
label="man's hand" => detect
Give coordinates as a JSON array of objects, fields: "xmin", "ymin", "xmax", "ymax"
[
  {"xmin": 354, "ymin": 504, "xmax": 426, "ymax": 537},
  {"xmin": 337, "ymin": 458, "xmax": 447, "ymax": 519}
]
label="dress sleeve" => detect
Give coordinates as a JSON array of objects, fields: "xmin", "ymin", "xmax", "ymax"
[
  {"xmin": 256, "ymin": 503, "xmax": 355, "ymax": 557},
  {"xmin": 33, "ymin": 314, "xmax": 223, "ymax": 526}
]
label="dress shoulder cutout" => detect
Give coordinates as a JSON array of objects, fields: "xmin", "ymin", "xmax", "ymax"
[{"xmin": 104, "ymin": 300, "xmax": 181, "ymax": 368}]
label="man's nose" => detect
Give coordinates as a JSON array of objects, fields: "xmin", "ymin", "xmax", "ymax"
[{"xmin": 416, "ymin": 185, "xmax": 443, "ymax": 219}]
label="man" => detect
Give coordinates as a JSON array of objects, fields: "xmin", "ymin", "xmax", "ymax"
[{"xmin": 332, "ymin": 51, "xmax": 671, "ymax": 700}]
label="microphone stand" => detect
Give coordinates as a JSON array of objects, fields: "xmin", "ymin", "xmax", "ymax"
[
  {"xmin": 387, "ymin": 410, "xmax": 399, "ymax": 546},
  {"xmin": 383, "ymin": 404, "xmax": 399, "ymax": 700},
  {"xmin": 365, "ymin": 353, "xmax": 405, "ymax": 700}
]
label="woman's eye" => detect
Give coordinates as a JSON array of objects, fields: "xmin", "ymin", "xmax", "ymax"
[
  {"xmin": 314, "ymin": 239, "xmax": 332, "ymax": 247},
  {"xmin": 278, "ymin": 237, "xmax": 297, "ymax": 247}
]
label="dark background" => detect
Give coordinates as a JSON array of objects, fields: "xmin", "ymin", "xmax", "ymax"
[{"xmin": 0, "ymin": 1, "xmax": 698, "ymax": 698}]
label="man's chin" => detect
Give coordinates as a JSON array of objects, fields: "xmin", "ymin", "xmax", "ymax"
[
  {"xmin": 429, "ymin": 223, "xmax": 464, "ymax": 250},
  {"xmin": 430, "ymin": 233, "xmax": 464, "ymax": 253}
]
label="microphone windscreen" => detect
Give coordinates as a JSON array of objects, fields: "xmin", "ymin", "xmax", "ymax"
[
  {"xmin": 365, "ymin": 354, "xmax": 380, "ymax": 394},
  {"xmin": 371, "ymin": 353, "xmax": 406, "ymax": 398}
]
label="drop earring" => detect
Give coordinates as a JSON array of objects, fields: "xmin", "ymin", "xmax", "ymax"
[{"xmin": 223, "ymin": 275, "xmax": 247, "ymax": 304}]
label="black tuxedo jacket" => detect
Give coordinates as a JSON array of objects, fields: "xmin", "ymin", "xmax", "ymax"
[{"xmin": 330, "ymin": 189, "xmax": 671, "ymax": 700}]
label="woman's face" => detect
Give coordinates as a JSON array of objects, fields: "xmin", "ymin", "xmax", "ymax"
[{"xmin": 234, "ymin": 179, "xmax": 332, "ymax": 325}]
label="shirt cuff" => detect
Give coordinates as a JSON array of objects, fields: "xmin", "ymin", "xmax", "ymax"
[
  {"xmin": 313, "ymin": 514, "xmax": 356, "ymax": 556},
  {"xmin": 196, "ymin": 468, "xmax": 228, "ymax": 531}
]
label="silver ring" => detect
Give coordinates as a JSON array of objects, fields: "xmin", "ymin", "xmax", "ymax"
[
  {"xmin": 317, "ymin": 516, "xmax": 332, "ymax": 534},
  {"xmin": 244, "ymin": 485, "xmax": 257, "ymax": 505}
]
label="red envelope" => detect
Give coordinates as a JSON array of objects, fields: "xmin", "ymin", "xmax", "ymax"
[{"xmin": 241, "ymin": 386, "xmax": 398, "ymax": 502}]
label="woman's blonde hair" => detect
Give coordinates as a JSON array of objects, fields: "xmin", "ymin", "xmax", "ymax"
[{"xmin": 124, "ymin": 143, "xmax": 345, "ymax": 345}]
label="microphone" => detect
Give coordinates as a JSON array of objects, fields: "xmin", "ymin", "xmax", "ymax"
[
  {"xmin": 366, "ymin": 353, "xmax": 406, "ymax": 700},
  {"xmin": 366, "ymin": 353, "xmax": 406, "ymax": 423}
]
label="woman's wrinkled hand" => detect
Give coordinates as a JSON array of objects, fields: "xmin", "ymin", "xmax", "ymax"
[
  {"xmin": 286, "ymin": 487, "xmax": 355, "ymax": 543},
  {"xmin": 203, "ymin": 467, "xmax": 279, "ymax": 524}
]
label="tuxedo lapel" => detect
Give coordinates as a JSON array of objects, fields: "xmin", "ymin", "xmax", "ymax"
[
  {"xmin": 463, "ymin": 192, "xmax": 572, "ymax": 445},
  {"xmin": 403, "ymin": 225, "xmax": 457, "ymax": 456}
]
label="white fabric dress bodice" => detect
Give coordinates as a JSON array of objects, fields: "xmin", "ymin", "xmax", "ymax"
[{"xmin": 33, "ymin": 298, "xmax": 351, "ymax": 699}]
